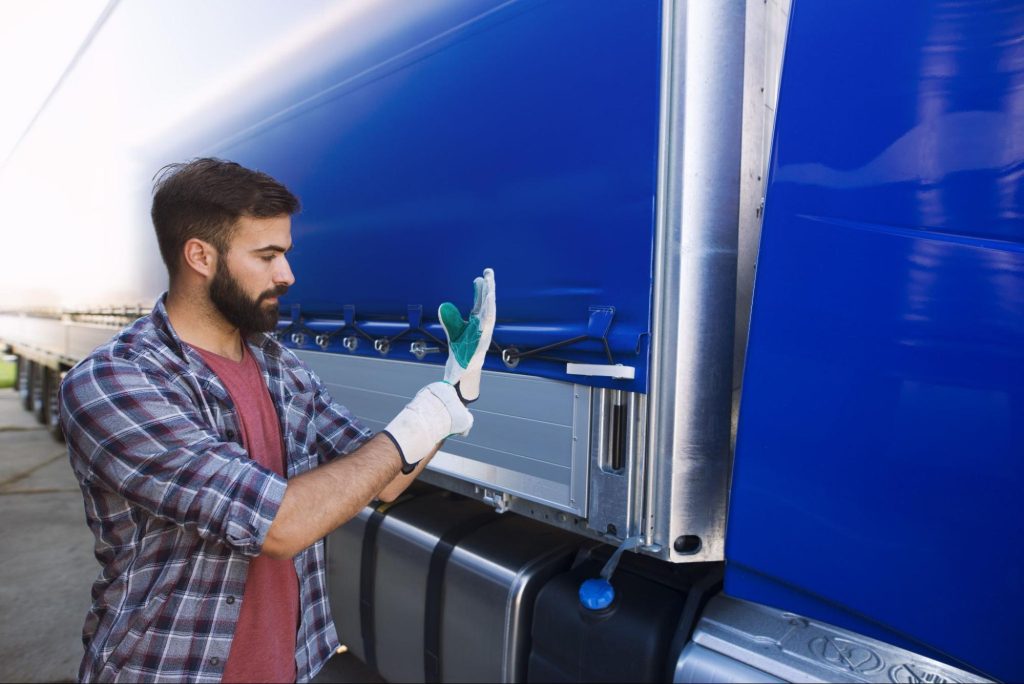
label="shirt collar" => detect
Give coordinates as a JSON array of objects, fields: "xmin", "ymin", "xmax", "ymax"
[
  {"xmin": 150, "ymin": 291, "xmax": 282, "ymax": 363},
  {"xmin": 150, "ymin": 292, "xmax": 188, "ymax": 361}
]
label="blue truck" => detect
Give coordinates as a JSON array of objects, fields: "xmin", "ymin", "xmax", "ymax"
[{"xmin": 1, "ymin": 1, "xmax": 1018, "ymax": 681}]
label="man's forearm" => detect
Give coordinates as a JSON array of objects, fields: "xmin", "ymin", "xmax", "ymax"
[
  {"xmin": 263, "ymin": 380, "xmax": 463, "ymax": 558},
  {"xmin": 262, "ymin": 433, "xmax": 424, "ymax": 559},
  {"xmin": 377, "ymin": 446, "xmax": 438, "ymax": 502}
]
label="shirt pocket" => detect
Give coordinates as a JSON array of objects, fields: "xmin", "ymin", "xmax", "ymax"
[{"xmin": 214, "ymin": 409, "xmax": 243, "ymax": 447}]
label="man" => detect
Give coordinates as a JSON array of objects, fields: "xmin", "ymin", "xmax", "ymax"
[{"xmin": 59, "ymin": 158, "xmax": 496, "ymax": 683}]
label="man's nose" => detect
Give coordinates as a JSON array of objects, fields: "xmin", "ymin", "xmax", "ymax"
[{"xmin": 275, "ymin": 256, "xmax": 296, "ymax": 287}]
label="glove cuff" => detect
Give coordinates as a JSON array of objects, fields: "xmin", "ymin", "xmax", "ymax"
[
  {"xmin": 382, "ymin": 382, "xmax": 473, "ymax": 472},
  {"xmin": 379, "ymin": 430, "xmax": 417, "ymax": 474}
]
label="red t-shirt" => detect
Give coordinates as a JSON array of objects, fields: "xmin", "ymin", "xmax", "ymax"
[{"xmin": 195, "ymin": 344, "xmax": 299, "ymax": 684}]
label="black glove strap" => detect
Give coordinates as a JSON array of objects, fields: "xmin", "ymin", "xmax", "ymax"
[
  {"xmin": 380, "ymin": 430, "xmax": 416, "ymax": 474},
  {"xmin": 454, "ymin": 382, "xmax": 478, "ymax": 405}
]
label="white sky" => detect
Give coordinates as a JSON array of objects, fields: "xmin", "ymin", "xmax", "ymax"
[{"xmin": 0, "ymin": 0, "xmax": 108, "ymax": 166}]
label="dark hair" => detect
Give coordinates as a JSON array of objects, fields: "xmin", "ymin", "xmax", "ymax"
[{"xmin": 151, "ymin": 158, "xmax": 300, "ymax": 279}]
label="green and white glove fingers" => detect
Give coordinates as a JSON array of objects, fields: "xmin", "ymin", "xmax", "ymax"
[
  {"xmin": 383, "ymin": 381, "xmax": 473, "ymax": 474},
  {"xmin": 439, "ymin": 268, "xmax": 496, "ymax": 403}
]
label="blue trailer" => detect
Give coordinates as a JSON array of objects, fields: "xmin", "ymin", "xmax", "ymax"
[{"xmin": 0, "ymin": 1, "xmax": 1018, "ymax": 681}]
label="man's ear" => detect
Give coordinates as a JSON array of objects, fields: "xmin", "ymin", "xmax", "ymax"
[{"xmin": 182, "ymin": 238, "xmax": 218, "ymax": 279}]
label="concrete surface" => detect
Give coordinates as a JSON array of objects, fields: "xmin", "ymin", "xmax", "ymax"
[
  {"xmin": 0, "ymin": 390, "xmax": 92, "ymax": 683},
  {"xmin": 0, "ymin": 388, "xmax": 382, "ymax": 683}
]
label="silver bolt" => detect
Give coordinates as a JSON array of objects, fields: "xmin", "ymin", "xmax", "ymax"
[
  {"xmin": 410, "ymin": 341, "xmax": 440, "ymax": 360},
  {"xmin": 501, "ymin": 348, "xmax": 520, "ymax": 369}
]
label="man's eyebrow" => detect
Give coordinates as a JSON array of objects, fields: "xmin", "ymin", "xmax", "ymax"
[{"xmin": 252, "ymin": 244, "xmax": 293, "ymax": 253}]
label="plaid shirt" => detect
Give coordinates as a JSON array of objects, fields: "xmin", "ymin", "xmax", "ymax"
[{"xmin": 59, "ymin": 295, "xmax": 373, "ymax": 683}]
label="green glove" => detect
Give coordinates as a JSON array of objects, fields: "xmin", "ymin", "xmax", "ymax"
[{"xmin": 439, "ymin": 268, "xmax": 495, "ymax": 403}]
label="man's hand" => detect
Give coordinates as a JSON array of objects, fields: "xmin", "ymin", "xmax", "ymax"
[
  {"xmin": 382, "ymin": 381, "xmax": 472, "ymax": 473},
  {"xmin": 439, "ymin": 268, "xmax": 496, "ymax": 403}
]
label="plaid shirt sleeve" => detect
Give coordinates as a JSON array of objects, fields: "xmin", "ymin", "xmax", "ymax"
[
  {"xmin": 307, "ymin": 370, "xmax": 374, "ymax": 465},
  {"xmin": 60, "ymin": 353, "xmax": 287, "ymax": 557}
]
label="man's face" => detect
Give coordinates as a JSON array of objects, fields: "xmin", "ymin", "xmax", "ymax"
[{"xmin": 209, "ymin": 215, "xmax": 295, "ymax": 333}]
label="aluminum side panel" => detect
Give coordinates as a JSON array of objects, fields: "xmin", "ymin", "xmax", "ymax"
[{"xmin": 295, "ymin": 350, "xmax": 589, "ymax": 516}]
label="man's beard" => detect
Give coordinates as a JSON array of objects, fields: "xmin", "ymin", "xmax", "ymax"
[{"xmin": 209, "ymin": 259, "xmax": 288, "ymax": 334}]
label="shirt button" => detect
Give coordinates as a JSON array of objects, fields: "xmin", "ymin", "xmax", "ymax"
[
  {"xmin": 226, "ymin": 596, "xmax": 235, "ymax": 604},
  {"xmin": 210, "ymin": 657, "xmax": 220, "ymax": 666},
  {"xmin": 226, "ymin": 430, "xmax": 235, "ymax": 440}
]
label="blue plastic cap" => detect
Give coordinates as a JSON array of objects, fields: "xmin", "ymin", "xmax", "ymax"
[{"xmin": 579, "ymin": 578, "xmax": 615, "ymax": 610}]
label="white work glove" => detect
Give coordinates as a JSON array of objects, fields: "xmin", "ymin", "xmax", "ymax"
[
  {"xmin": 439, "ymin": 268, "xmax": 496, "ymax": 403},
  {"xmin": 383, "ymin": 381, "xmax": 473, "ymax": 473}
]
